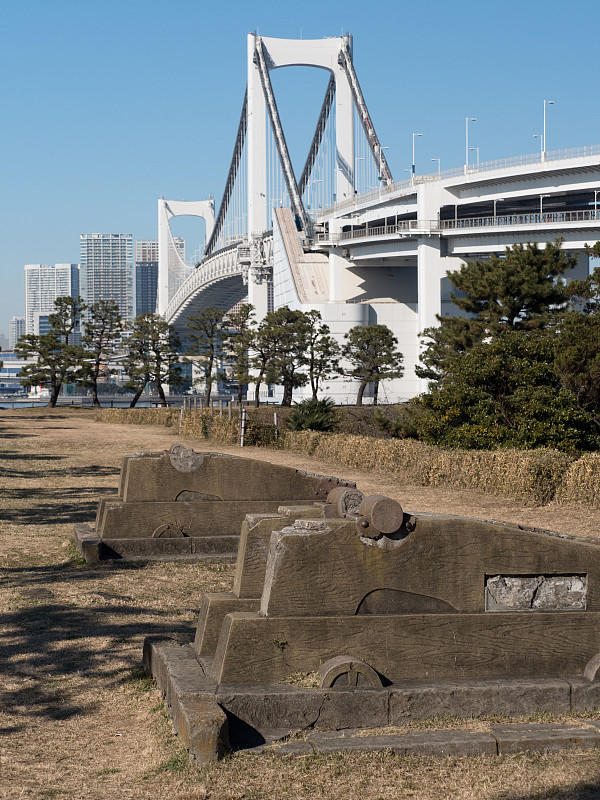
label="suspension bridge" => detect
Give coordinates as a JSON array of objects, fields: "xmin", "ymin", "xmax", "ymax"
[{"xmin": 157, "ymin": 33, "xmax": 600, "ymax": 402}]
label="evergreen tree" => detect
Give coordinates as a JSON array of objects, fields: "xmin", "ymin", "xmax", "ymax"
[
  {"xmin": 80, "ymin": 299, "xmax": 124, "ymax": 407},
  {"xmin": 342, "ymin": 324, "xmax": 404, "ymax": 406},
  {"xmin": 555, "ymin": 257, "xmax": 600, "ymax": 431},
  {"xmin": 124, "ymin": 314, "xmax": 182, "ymax": 407},
  {"xmin": 15, "ymin": 296, "xmax": 86, "ymax": 407},
  {"xmin": 222, "ymin": 303, "xmax": 255, "ymax": 405},
  {"xmin": 417, "ymin": 239, "xmax": 576, "ymax": 381},
  {"xmin": 258, "ymin": 307, "xmax": 311, "ymax": 406},
  {"xmin": 417, "ymin": 327, "xmax": 596, "ymax": 452},
  {"xmin": 304, "ymin": 310, "xmax": 341, "ymax": 400},
  {"xmin": 185, "ymin": 306, "xmax": 227, "ymax": 405}
]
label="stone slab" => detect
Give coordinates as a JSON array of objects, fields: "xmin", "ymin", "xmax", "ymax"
[
  {"xmin": 120, "ymin": 451, "xmax": 337, "ymax": 503},
  {"xmin": 210, "ymin": 611, "xmax": 600, "ymax": 685},
  {"xmin": 73, "ymin": 524, "xmax": 101, "ymax": 565},
  {"xmin": 144, "ymin": 639, "xmax": 600, "ymax": 762},
  {"xmin": 308, "ymin": 729, "xmax": 498, "ymax": 757},
  {"xmin": 97, "ymin": 536, "xmax": 238, "ymax": 562},
  {"xmin": 390, "ymin": 678, "xmax": 571, "ymax": 723},
  {"xmin": 215, "ymin": 686, "xmax": 389, "ymax": 736},
  {"xmin": 97, "ymin": 500, "xmax": 300, "ymax": 539},
  {"xmin": 491, "ymin": 723, "xmax": 600, "ymax": 754},
  {"xmin": 232, "ymin": 514, "xmax": 349, "ymax": 600},
  {"xmin": 259, "ymin": 518, "xmax": 600, "ymax": 618}
]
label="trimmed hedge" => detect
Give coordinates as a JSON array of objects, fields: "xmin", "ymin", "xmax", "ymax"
[
  {"xmin": 280, "ymin": 432, "xmax": 572, "ymax": 505},
  {"xmin": 96, "ymin": 407, "xmax": 600, "ymax": 507},
  {"xmin": 94, "ymin": 408, "xmax": 179, "ymax": 427}
]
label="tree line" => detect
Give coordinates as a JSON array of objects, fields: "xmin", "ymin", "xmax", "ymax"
[{"xmin": 15, "ymin": 298, "xmax": 404, "ymax": 408}]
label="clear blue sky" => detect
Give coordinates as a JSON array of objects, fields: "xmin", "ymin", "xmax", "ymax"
[{"xmin": 1, "ymin": 0, "xmax": 598, "ymax": 336}]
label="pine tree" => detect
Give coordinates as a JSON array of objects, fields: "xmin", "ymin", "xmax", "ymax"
[
  {"xmin": 342, "ymin": 324, "xmax": 404, "ymax": 406},
  {"xmin": 185, "ymin": 307, "xmax": 228, "ymax": 405},
  {"xmin": 222, "ymin": 303, "xmax": 255, "ymax": 405},
  {"xmin": 81, "ymin": 300, "xmax": 124, "ymax": 407},
  {"xmin": 304, "ymin": 310, "xmax": 341, "ymax": 401},
  {"xmin": 124, "ymin": 314, "xmax": 182, "ymax": 407},
  {"xmin": 16, "ymin": 296, "xmax": 86, "ymax": 407},
  {"xmin": 417, "ymin": 239, "xmax": 576, "ymax": 382}
]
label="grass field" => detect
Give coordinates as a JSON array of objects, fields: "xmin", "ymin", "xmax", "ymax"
[{"xmin": 3, "ymin": 407, "xmax": 600, "ymax": 799}]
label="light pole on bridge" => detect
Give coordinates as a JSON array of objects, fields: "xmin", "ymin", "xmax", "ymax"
[
  {"xmin": 431, "ymin": 158, "xmax": 441, "ymax": 176},
  {"xmin": 533, "ymin": 134, "xmax": 543, "ymax": 159},
  {"xmin": 543, "ymin": 100, "xmax": 554, "ymax": 162},
  {"xmin": 465, "ymin": 117, "xmax": 476, "ymax": 173},
  {"xmin": 412, "ymin": 133, "xmax": 423, "ymax": 184}
]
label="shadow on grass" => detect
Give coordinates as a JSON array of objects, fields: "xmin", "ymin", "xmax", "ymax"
[
  {"xmin": 1, "ymin": 562, "xmax": 191, "ymax": 723},
  {"xmin": 1, "ymin": 486, "xmax": 110, "ymax": 524},
  {"xmin": 508, "ymin": 785, "xmax": 600, "ymax": 800}
]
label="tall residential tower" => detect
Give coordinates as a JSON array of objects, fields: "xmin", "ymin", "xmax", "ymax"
[
  {"xmin": 24, "ymin": 263, "xmax": 80, "ymax": 335},
  {"xmin": 80, "ymin": 234, "xmax": 134, "ymax": 323},
  {"xmin": 135, "ymin": 238, "xmax": 184, "ymax": 316}
]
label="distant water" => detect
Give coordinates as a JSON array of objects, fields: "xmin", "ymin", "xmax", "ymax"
[{"xmin": 0, "ymin": 398, "xmax": 175, "ymax": 409}]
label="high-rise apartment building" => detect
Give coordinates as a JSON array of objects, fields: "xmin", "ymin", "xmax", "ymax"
[
  {"xmin": 9, "ymin": 316, "xmax": 25, "ymax": 349},
  {"xmin": 135, "ymin": 238, "xmax": 184, "ymax": 316},
  {"xmin": 80, "ymin": 234, "xmax": 134, "ymax": 324},
  {"xmin": 24, "ymin": 263, "xmax": 80, "ymax": 335}
]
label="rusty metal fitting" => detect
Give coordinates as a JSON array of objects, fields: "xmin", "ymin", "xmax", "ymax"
[
  {"xmin": 326, "ymin": 486, "xmax": 364, "ymax": 517},
  {"xmin": 358, "ymin": 494, "xmax": 404, "ymax": 536}
]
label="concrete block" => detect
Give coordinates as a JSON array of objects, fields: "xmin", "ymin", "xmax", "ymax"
[
  {"xmin": 569, "ymin": 678, "xmax": 600, "ymax": 712},
  {"xmin": 390, "ymin": 679, "xmax": 571, "ymax": 723},
  {"xmin": 308, "ymin": 729, "xmax": 498, "ymax": 757},
  {"xmin": 491, "ymin": 723, "xmax": 600, "ymax": 754}
]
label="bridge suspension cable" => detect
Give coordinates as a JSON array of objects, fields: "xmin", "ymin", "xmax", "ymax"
[
  {"xmin": 298, "ymin": 73, "xmax": 335, "ymax": 199},
  {"xmin": 338, "ymin": 37, "xmax": 393, "ymax": 185},
  {"xmin": 205, "ymin": 91, "xmax": 248, "ymax": 256},
  {"xmin": 254, "ymin": 38, "xmax": 313, "ymax": 237}
]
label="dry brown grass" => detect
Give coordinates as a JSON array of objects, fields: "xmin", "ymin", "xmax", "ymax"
[{"xmin": 3, "ymin": 407, "xmax": 600, "ymax": 799}]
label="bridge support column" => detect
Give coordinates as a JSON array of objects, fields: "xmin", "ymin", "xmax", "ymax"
[
  {"xmin": 248, "ymin": 275, "xmax": 270, "ymax": 321},
  {"xmin": 329, "ymin": 248, "xmax": 348, "ymax": 303},
  {"xmin": 416, "ymin": 238, "xmax": 448, "ymax": 391},
  {"xmin": 247, "ymin": 34, "xmax": 268, "ymax": 239}
]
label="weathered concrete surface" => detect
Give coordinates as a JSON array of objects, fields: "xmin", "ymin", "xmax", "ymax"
[
  {"xmin": 486, "ymin": 575, "xmax": 587, "ymax": 611},
  {"xmin": 308, "ymin": 729, "xmax": 498, "ymax": 757},
  {"xmin": 258, "ymin": 518, "xmax": 600, "ymax": 619},
  {"xmin": 491, "ymin": 723, "xmax": 600, "ymax": 754},
  {"xmin": 208, "ymin": 611, "xmax": 600, "ymax": 685},
  {"xmin": 194, "ymin": 593, "xmax": 260, "ymax": 657},
  {"xmin": 95, "ymin": 500, "xmax": 297, "ymax": 540},
  {"xmin": 390, "ymin": 679, "xmax": 572, "ymax": 722},
  {"xmin": 119, "ymin": 449, "xmax": 344, "ymax": 503},
  {"xmin": 144, "ymin": 637, "xmax": 600, "ymax": 762},
  {"xmin": 77, "ymin": 446, "xmax": 355, "ymax": 562}
]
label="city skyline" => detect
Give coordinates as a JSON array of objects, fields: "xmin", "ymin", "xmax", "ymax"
[{"xmin": 2, "ymin": 0, "xmax": 599, "ymax": 334}]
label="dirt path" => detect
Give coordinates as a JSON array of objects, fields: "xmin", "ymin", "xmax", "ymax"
[{"xmin": 2, "ymin": 408, "xmax": 600, "ymax": 800}]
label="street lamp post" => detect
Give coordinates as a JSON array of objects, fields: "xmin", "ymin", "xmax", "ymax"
[
  {"xmin": 354, "ymin": 156, "xmax": 364, "ymax": 194},
  {"xmin": 412, "ymin": 133, "xmax": 423, "ymax": 181},
  {"xmin": 594, "ymin": 189, "xmax": 599, "ymax": 220},
  {"xmin": 469, "ymin": 147, "xmax": 480, "ymax": 168},
  {"xmin": 465, "ymin": 117, "xmax": 476, "ymax": 172},
  {"xmin": 533, "ymin": 134, "xmax": 543, "ymax": 159},
  {"xmin": 307, "ymin": 179, "xmax": 322, "ymax": 211},
  {"xmin": 543, "ymin": 100, "xmax": 554, "ymax": 162},
  {"xmin": 493, "ymin": 197, "xmax": 504, "ymax": 218},
  {"xmin": 431, "ymin": 158, "xmax": 441, "ymax": 176}
]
